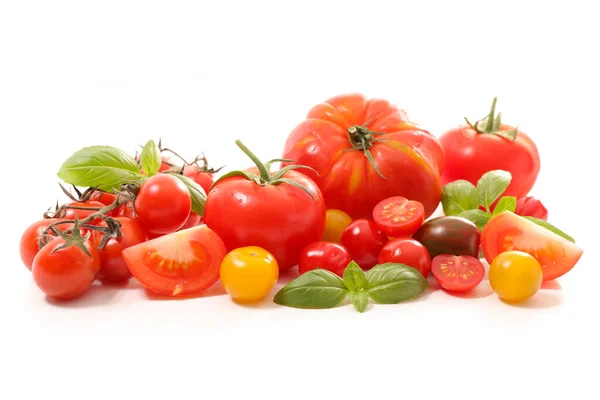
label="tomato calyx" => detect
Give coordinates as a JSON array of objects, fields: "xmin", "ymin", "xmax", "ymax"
[
  {"xmin": 158, "ymin": 139, "xmax": 224, "ymax": 174},
  {"xmin": 46, "ymin": 217, "xmax": 94, "ymax": 258},
  {"xmin": 464, "ymin": 97, "xmax": 518, "ymax": 141},
  {"xmin": 345, "ymin": 125, "xmax": 387, "ymax": 179}
]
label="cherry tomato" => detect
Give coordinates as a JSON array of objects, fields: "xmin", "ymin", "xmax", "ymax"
[
  {"xmin": 515, "ymin": 196, "xmax": 548, "ymax": 221},
  {"xmin": 119, "ymin": 202, "xmax": 137, "ymax": 219},
  {"xmin": 412, "ymin": 216, "xmax": 480, "ymax": 258},
  {"xmin": 220, "ymin": 246, "xmax": 279, "ymax": 303},
  {"xmin": 341, "ymin": 219, "xmax": 388, "ymax": 270},
  {"xmin": 122, "ymin": 225, "xmax": 225, "ymax": 296},
  {"xmin": 179, "ymin": 212, "xmax": 202, "ymax": 230},
  {"xmin": 134, "ymin": 174, "xmax": 191, "ymax": 235},
  {"xmin": 431, "ymin": 254, "xmax": 485, "ymax": 293},
  {"xmin": 481, "ymin": 211, "xmax": 583, "ymax": 281},
  {"xmin": 183, "ymin": 165, "xmax": 214, "ymax": 194},
  {"xmin": 20, "ymin": 219, "xmax": 67, "ymax": 270},
  {"xmin": 372, "ymin": 196, "xmax": 424, "ymax": 237},
  {"xmin": 322, "ymin": 209, "xmax": 353, "ymax": 243},
  {"xmin": 489, "ymin": 251, "xmax": 543, "ymax": 303},
  {"xmin": 63, "ymin": 201, "xmax": 106, "ymax": 221},
  {"xmin": 378, "ymin": 239, "xmax": 431, "ymax": 277},
  {"xmin": 32, "ymin": 237, "xmax": 100, "ymax": 300},
  {"xmin": 89, "ymin": 191, "xmax": 117, "ymax": 206},
  {"xmin": 298, "ymin": 242, "xmax": 352, "ymax": 277}
]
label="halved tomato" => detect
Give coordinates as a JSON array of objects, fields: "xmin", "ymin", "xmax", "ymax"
[
  {"xmin": 122, "ymin": 225, "xmax": 226, "ymax": 296},
  {"xmin": 481, "ymin": 212, "xmax": 583, "ymax": 281},
  {"xmin": 431, "ymin": 254, "xmax": 485, "ymax": 292},
  {"xmin": 372, "ymin": 196, "xmax": 424, "ymax": 237}
]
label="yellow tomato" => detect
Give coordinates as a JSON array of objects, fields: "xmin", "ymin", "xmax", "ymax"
[
  {"xmin": 322, "ymin": 209, "xmax": 353, "ymax": 243},
  {"xmin": 489, "ymin": 251, "xmax": 543, "ymax": 303},
  {"xmin": 220, "ymin": 246, "xmax": 279, "ymax": 303}
]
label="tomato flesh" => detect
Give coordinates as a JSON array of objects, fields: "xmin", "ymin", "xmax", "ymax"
[
  {"xmin": 431, "ymin": 254, "xmax": 484, "ymax": 292},
  {"xmin": 373, "ymin": 196, "xmax": 424, "ymax": 237}
]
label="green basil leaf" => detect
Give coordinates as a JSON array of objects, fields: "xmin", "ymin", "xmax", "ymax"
[
  {"xmin": 441, "ymin": 180, "xmax": 479, "ymax": 216},
  {"xmin": 140, "ymin": 139, "xmax": 161, "ymax": 177},
  {"xmin": 348, "ymin": 291, "xmax": 369, "ymax": 313},
  {"xmin": 524, "ymin": 216, "xmax": 576, "ymax": 243},
  {"xmin": 477, "ymin": 170, "xmax": 512, "ymax": 210},
  {"xmin": 273, "ymin": 269, "xmax": 348, "ymax": 309},
  {"xmin": 343, "ymin": 261, "xmax": 368, "ymax": 292},
  {"xmin": 493, "ymin": 196, "xmax": 516, "ymax": 216},
  {"xmin": 171, "ymin": 174, "xmax": 206, "ymax": 216},
  {"xmin": 58, "ymin": 146, "xmax": 142, "ymax": 192},
  {"xmin": 459, "ymin": 209, "xmax": 491, "ymax": 230},
  {"xmin": 365, "ymin": 263, "xmax": 428, "ymax": 304}
]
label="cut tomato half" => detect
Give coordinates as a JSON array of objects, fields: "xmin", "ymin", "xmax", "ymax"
[
  {"xmin": 431, "ymin": 254, "xmax": 484, "ymax": 292},
  {"xmin": 372, "ymin": 196, "xmax": 425, "ymax": 237},
  {"xmin": 122, "ymin": 225, "xmax": 226, "ymax": 296},
  {"xmin": 481, "ymin": 211, "xmax": 582, "ymax": 281}
]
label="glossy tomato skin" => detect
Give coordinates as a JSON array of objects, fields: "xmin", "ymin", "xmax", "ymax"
[
  {"xmin": 378, "ymin": 239, "xmax": 431, "ymax": 277},
  {"xmin": 322, "ymin": 209, "xmax": 353, "ymax": 243},
  {"xmin": 89, "ymin": 191, "xmax": 117, "ymax": 206},
  {"xmin": 204, "ymin": 169, "xmax": 326, "ymax": 270},
  {"xmin": 489, "ymin": 251, "xmax": 543, "ymax": 303},
  {"xmin": 220, "ymin": 246, "xmax": 279, "ymax": 302},
  {"xmin": 372, "ymin": 196, "xmax": 424, "ymax": 237},
  {"xmin": 20, "ymin": 219, "xmax": 65, "ymax": 270},
  {"xmin": 179, "ymin": 212, "xmax": 202, "ymax": 230},
  {"xmin": 298, "ymin": 242, "xmax": 352, "ymax": 276},
  {"xmin": 96, "ymin": 217, "xmax": 147, "ymax": 282},
  {"xmin": 440, "ymin": 125, "xmax": 540, "ymax": 198},
  {"xmin": 63, "ymin": 201, "xmax": 107, "ymax": 221},
  {"xmin": 282, "ymin": 94, "xmax": 444, "ymax": 219},
  {"xmin": 341, "ymin": 219, "xmax": 388, "ymax": 270},
  {"xmin": 412, "ymin": 216, "xmax": 480, "ymax": 258},
  {"xmin": 183, "ymin": 165, "xmax": 214, "ymax": 194},
  {"xmin": 515, "ymin": 196, "xmax": 548, "ymax": 220},
  {"xmin": 431, "ymin": 254, "xmax": 485, "ymax": 293}
]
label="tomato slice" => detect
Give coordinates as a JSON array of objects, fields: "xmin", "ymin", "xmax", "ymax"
[
  {"xmin": 372, "ymin": 196, "xmax": 424, "ymax": 237},
  {"xmin": 431, "ymin": 254, "xmax": 484, "ymax": 292},
  {"xmin": 481, "ymin": 212, "xmax": 583, "ymax": 281},
  {"xmin": 122, "ymin": 225, "xmax": 226, "ymax": 296}
]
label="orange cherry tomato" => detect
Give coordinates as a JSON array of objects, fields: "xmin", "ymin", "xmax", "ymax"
[{"xmin": 322, "ymin": 209, "xmax": 353, "ymax": 243}]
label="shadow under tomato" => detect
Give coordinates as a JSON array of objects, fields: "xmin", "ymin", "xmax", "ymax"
[
  {"xmin": 232, "ymin": 295, "xmax": 282, "ymax": 310},
  {"xmin": 508, "ymin": 291, "xmax": 562, "ymax": 309},
  {"xmin": 540, "ymin": 280, "xmax": 562, "ymax": 290},
  {"xmin": 444, "ymin": 282, "xmax": 494, "ymax": 299},
  {"xmin": 44, "ymin": 281, "xmax": 124, "ymax": 308},
  {"xmin": 277, "ymin": 268, "xmax": 300, "ymax": 285},
  {"xmin": 144, "ymin": 280, "xmax": 227, "ymax": 301}
]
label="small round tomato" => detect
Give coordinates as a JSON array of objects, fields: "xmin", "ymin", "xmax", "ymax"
[
  {"xmin": 412, "ymin": 216, "xmax": 480, "ymax": 258},
  {"xmin": 489, "ymin": 251, "xmax": 543, "ymax": 303},
  {"xmin": 220, "ymin": 246, "xmax": 279, "ymax": 303},
  {"xmin": 96, "ymin": 217, "xmax": 147, "ymax": 282},
  {"xmin": 431, "ymin": 254, "xmax": 485, "ymax": 293},
  {"xmin": 89, "ymin": 191, "xmax": 117, "ymax": 206},
  {"xmin": 299, "ymin": 242, "xmax": 352, "ymax": 277},
  {"xmin": 373, "ymin": 196, "xmax": 424, "ymax": 237},
  {"xmin": 183, "ymin": 165, "xmax": 214, "ymax": 194},
  {"xmin": 179, "ymin": 212, "xmax": 202, "ymax": 230},
  {"xmin": 32, "ymin": 237, "xmax": 100, "ymax": 300},
  {"xmin": 20, "ymin": 219, "xmax": 67, "ymax": 270},
  {"xmin": 63, "ymin": 201, "xmax": 106, "ymax": 221},
  {"xmin": 134, "ymin": 174, "xmax": 191, "ymax": 235},
  {"xmin": 322, "ymin": 209, "xmax": 353, "ymax": 243},
  {"xmin": 341, "ymin": 219, "xmax": 388, "ymax": 270},
  {"xmin": 515, "ymin": 196, "xmax": 548, "ymax": 221},
  {"xmin": 122, "ymin": 225, "xmax": 226, "ymax": 296},
  {"xmin": 378, "ymin": 239, "xmax": 431, "ymax": 277}
]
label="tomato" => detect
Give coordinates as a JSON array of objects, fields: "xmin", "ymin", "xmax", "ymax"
[
  {"xmin": 322, "ymin": 209, "xmax": 353, "ymax": 243},
  {"xmin": 515, "ymin": 196, "xmax": 548, "ymax": 221},
  {"xmin": 89, "ymin": 191, "xmax": 117, "ymax": 207},
  {"xmin": 95, "ymin": 217, "xmax": 147, "ymax": 282},
  {"xmin": 489, "ymin": 251, "xmax": 543, "ymax": 303},
  {"xmin": 372, "ymin": 196, "xmax": 424, "ymax": 237},
  {"xmin": 179, "ymin": 212, "xmax": 202, "ymax": 230},
  {"xmin": 32, "ymin": 237, "xmax": 100, "ymax": 300},
  {"xmin": 183, "ymin": 165, "xmax": 214, "ymax": 194},
  {"xmin": 431, "ymin": 254, "xmax": 485, "ymax": 293},
  {"xmin": 439, "ymin": 98, "xmax": 540, "ymax": 198},
  {"xmin": 378, "ymin": 239, "xmax": 431, "ymax": 277},
  {"xmin": 341, "ymin": 219, "xmax": 388, "ymax": 270},
  {"xmin": 481, "ymin": 211, "xmax": 583, "ymax": 281},
  {"xmin": 119, "ymin": 202, "xmax": 137, "ymax": 220},
  {"xmin": 412, "ymin": 216, "xmax": 480, "ymax": 258},
  {"xmin": 282, "ymin": 93, "xmax": 444, "ymax": 219},
  {"xmin": 63, "ymin": 201, "xmax": 106, "ymax": 221},
  {"xmin": 298, "ymin": 242, "xmax": 352, "ymax": 277},
  {"xmin": 20, "ymin": 219, "xmax": 65, "ymax": 270},
  {"xmin": 220, "ymin": 246, "xmax": 279, "ymax": 302},
  {"xmin": 134, "ymin": 174, "xmax": 191, "ymax": 235},
  {"xmin": 122, "ymin": 225, "xmax": 226, "ymax": 296}
]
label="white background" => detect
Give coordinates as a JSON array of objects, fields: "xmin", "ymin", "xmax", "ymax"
[{"xmin": 1, "ymin": 1, "xmax": 599, "ymax": 399}]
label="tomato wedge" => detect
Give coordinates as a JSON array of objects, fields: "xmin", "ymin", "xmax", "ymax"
[
  {"xmin": 481, "ymin": 212, "xmax": 583, "ymax": 281},
  {"xmin": 372, "ymin": 196, "xmax": 424, "ymax": 237},
  {"xmin": 122, "ymin": 225, "xmax": 226, "ymax": 296},
  {"xmin": 431, "ymin": 254, "xmax": 485, "ymax": 292}
]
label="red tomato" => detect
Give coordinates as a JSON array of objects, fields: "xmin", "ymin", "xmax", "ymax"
[
  {"xmin": 481, "ymin": 212, "xmax": 583, "ymax": 281},
  {"xmin": 122, "ymin": 225, "xmax": 226, "ymax": 296},
  {"xmin": 431, "ymin": 254, "xmax": 485, "ymax": 292},
  {"xmin": 134, "ymin": 174, "xmax": 191, "ymax": 235},
  {"xmin": 298, "ymin": 242, "xmax": 352, "ymax": 277},
  {"xmin": 89, "ymin": 191, "xmax": 117, "ymax": 206},
  {"xmin": 32, "ymin": 237, "xmax": 100, "ymax": 300},
  {"xmin": 341, "ymin": 219, "xmax": 388, "ymax": 270},
  {"xmin": 372, "ymin": 196, "xmax": 424, "ymax": 237},
  {"xmin": 378, "ymin": 239, "xmax": 431, "ymax": 277},
  {"xmin": 282, "ymin": 93, "xmax": 444, "ymax": 219},
  {"xmin": 20, "ymin": 219, "xmax": 67, "ymax": 270},
  {"xmin": 63, "ymin": 201, "xmax": 106, "ymax": 221},
  {"xmin": 95, "ymin": 217, "xmax": 147, "ymax": 282},
  {"xmin": 439, "ymin": 99, "xmax": 540, "ymax": 198},
  {"xmin": 179, "ymin": 212, "xmax": 202, "ymax": 230},
  {"xmin": 119, "ymin": 202, "xmax": 137, "ymax": 219},
  {"xmin": 183, "ymin": 165, "xmax": 214, "ymax": 194},
  {"xmin": 515, "ymin": 196, "xmax": 548, "ymax": 221}
]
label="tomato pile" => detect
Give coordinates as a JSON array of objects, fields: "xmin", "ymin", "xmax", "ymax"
[{"xmin": 19, "ymin": 94, "xmax": 583, "ymax": 311}]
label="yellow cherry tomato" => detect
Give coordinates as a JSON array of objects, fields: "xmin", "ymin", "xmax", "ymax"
[
  {"xmin": 322, "ymin": 209, "xmax": 353, "ymax": 243},
  {"xmin": 489, "ymin": 251, "xmax": 543, "ymax": 303},
  {"xmin": 220, "ymin": 246, "xmax": 279, "ymax": 303}
]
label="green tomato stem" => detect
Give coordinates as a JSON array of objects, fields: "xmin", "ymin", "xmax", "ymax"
[
  {"xmin": 484, "ymin": 97, "xmax": 497, "ymax": 132},
  {"xmin": 235, "ymin": 140, "xmax": 271, "ymax": 182}
]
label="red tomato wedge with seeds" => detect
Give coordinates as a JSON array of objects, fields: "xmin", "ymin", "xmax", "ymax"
[
  {"xmin": 373, "ymin": 196, "xmax": 424, "ymax": 237},
  {"xmin": 122, "ymin": 225, "xmax": 226, "ymax": 296},
  {"xmin": 431, "ymin": 254, "xmax": 485, "ymax": 292}
]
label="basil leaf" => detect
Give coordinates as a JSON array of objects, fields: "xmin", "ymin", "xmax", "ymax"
[
  {"xmin": 58, "ymin": 146, "xmax": 142, "ymax": 192},
  {"xmin": 343, "ymin": 261, "xmax": 368, "ymax": 292},
  {"xmin": 273, "ymin": 269, "xmax": 348, "ymax": 309},
  {"xmin": 349, "ymin": 291, "xmax": 369, "ymax": 313},
  {"xmin": 524, "ymin": 216, "xmax": 576, "ymax": 243},
  {"xmin": 365, "ymin": 263, "xmax": 428, "ymax": 304},
  {"xmin": 493, "ymin": 196, "xmax": 516, "ymax": 216},
  {"xmin": 441, "ymin": 180, "xmax": 479, "ymax": 216},
  {"xmin": 459, "ymin": 209, "xmax": 491, "ymax": 230},
  {"xmin": 477, "ymin": 170, "xmax": 512, "ymax": 211},
  {"xmin": 171, "ymin": 174, "xmax": 206, "ymax": 216},
  {"xmin": 140, "ymin": 139, "xmax": 161, "ymax": 177}
]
